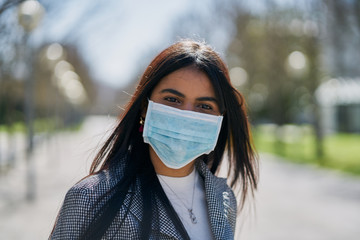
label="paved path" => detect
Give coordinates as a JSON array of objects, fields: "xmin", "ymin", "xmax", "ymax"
[
  {"xmin": 0, "ymin": 116, "xmax": 117, "ymax": 240},
  {"xmin": 1, "ymin": 116, "xmax": 359, "ymax": 239},
  {"xmin": 237, "ymin": 154, "xmax": 360, "ymax": 240}
]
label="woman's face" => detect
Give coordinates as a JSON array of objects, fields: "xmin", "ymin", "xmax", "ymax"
[
  {"xmin": 149, "ymin": 66, "xmax": 221, "ymax": 116},
  {"xmin": 146, "ymin": 66, "xmax": 221, "ymax": 176}
]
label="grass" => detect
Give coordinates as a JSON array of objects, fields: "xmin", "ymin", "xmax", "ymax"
[
  {"xmin": 253, "ymin": 124, "xmax": 360, "ymax": 176},
  {"xmin": 0, "ymin": 118, "xmax": 83, "ymax": 133},
  {"xmin": 0, "ymin": 122, "xmax": 26, "ymax": 132}
]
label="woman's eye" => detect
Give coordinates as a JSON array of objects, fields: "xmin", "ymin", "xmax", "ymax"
[
  {"xmin": 198, "ymin": 104, "xmax": 213, "ymax": 110},
  {"xmin": 164, "ymin": 97, "xmax": 180, "ymax": 103}
]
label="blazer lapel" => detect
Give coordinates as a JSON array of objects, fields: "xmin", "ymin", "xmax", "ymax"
[
  {"xmin": 126, "ymin": 178, "xmax": 183, "ymax": 239},
  {"xmin": 196, "ymin": 161, "xmax": 235, "ymax": 240},
  {"xmin": 157, "ymin": 199, "xmax": 185, "ymax": 239}
]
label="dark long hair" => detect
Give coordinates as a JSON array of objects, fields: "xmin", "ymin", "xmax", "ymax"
[{"xmin": 76, "ymin": 40, "xmax": 258, "ymax": 239}]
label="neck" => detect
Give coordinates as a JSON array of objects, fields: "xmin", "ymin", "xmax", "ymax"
[{"xmin": 149, "ymin": 147, "xmax": 195, "ymax": 177}]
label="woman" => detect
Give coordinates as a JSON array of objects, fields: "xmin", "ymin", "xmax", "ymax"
[{"xmin": 50, "ymin": 39, "xmax": 258, "ymax": 240}]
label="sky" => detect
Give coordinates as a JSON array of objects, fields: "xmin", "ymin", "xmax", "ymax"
[{"xmin": 35, "ymin": 0, "xmax": 196, "ymax": 89}]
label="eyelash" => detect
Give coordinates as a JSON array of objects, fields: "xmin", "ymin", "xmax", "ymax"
[{"xmin": 163, "ymin": 97, "xmax": 214, "ymax": 111}]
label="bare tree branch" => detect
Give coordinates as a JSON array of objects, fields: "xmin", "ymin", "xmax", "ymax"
[{"xmin": 0, "ymin": 0, "xmax": 25, "ymax": 15}]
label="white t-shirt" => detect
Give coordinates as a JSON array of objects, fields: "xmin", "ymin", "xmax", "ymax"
[{"xmin": 157, "ymin": 169, "xmax": 214, "ymax": 240}]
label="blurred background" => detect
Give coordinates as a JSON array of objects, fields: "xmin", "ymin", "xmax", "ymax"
[{"xmin": 0, "ymin": 0, "xmax": 359, "ymax": 239}]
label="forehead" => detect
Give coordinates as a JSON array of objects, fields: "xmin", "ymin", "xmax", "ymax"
[{"xmin": 153, "ymin": 66, "xmax": 216, "ymax": 97}]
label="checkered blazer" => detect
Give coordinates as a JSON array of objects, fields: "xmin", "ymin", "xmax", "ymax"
[{"xmin": 50, "ymin": 160, "xmax": 237, "ymax": 240}]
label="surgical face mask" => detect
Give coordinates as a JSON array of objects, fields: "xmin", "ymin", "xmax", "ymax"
[{"xmin": 143, "ymin": 100, "xmax": 223, "ymax": 169}]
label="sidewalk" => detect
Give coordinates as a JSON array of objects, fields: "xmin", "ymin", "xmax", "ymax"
[{"xmin": 1, "ymin": 116, "xmax": 359, "ymax": 239}]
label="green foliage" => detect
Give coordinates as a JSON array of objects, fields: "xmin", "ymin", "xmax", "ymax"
[{"xmin": 253, "ymin": 124, "xmax": 360, "ymax": 175}]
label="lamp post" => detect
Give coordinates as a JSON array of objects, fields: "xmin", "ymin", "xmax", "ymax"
[{"xmin": 17, "ymin": 0, "xmax": 44, "ymax": 201}]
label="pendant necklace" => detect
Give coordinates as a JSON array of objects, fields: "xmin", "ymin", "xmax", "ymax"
[{"xmin": 159, "ymin": 172, "xmax": 198, "ymax": 224}]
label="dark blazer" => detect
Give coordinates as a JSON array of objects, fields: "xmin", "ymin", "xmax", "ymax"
[{"xmin": 50, "ymin": 160, "xmax": 237, "ymax": 239}]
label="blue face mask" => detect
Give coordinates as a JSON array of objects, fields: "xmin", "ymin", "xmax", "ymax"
[{"xmin": 143, "ymin": 100, "xmax": 223, "ymax": 169}]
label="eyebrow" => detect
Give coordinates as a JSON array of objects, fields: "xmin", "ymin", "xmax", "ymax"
[
  {"xmin": 160, "ymin": 88, "xmax": 218, "ymax": 103},
  {"xmin": 160, "ymin": 88, "xmax": 185, "ymax": 98},
  {"xmin": 196, "ymin": 97, "xmax": 218, "ymax": 103}
]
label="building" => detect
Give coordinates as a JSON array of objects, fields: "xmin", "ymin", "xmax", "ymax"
[{"xmin": 316, "ymin": 78, "xmax": 360, "ymax": 134}]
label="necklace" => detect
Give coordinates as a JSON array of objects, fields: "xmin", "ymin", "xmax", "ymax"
[{"xmin": 159, "ymin": 172, "xmax": 198, "ymax": 224}]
